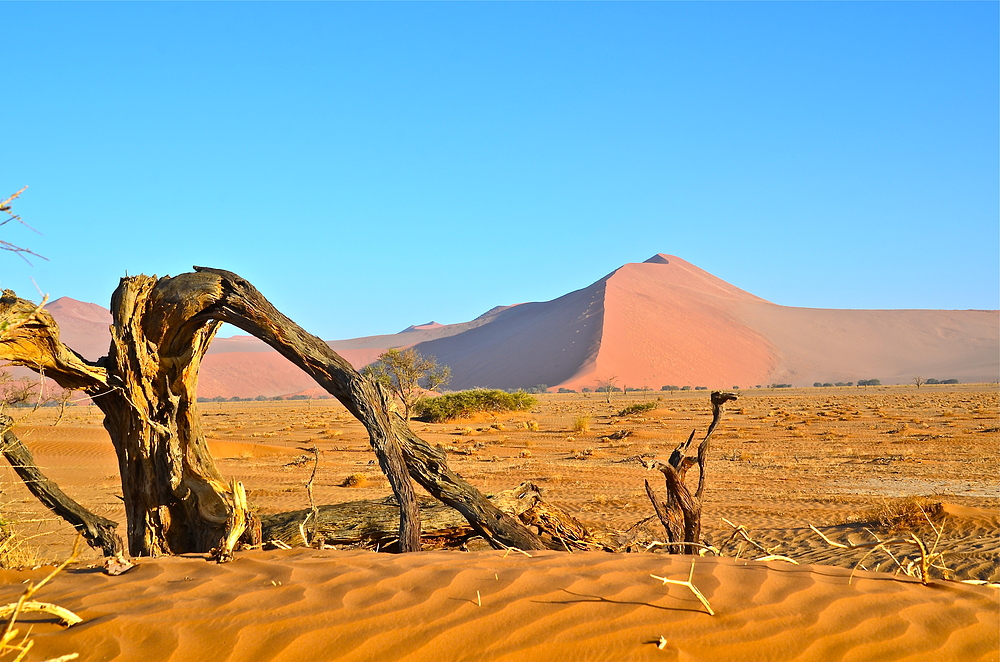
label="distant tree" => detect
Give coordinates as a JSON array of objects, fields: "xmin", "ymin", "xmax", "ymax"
[
  {"xmin": 51, "ymin": 388, "xmax": 77, "ymax": 426},
  {"xmin": 0, "ymin": 369, "xmax": 38, "ymax": 413},
  {"xmin": 361, "ymin": 348, "xmax": 451, "ymax": 419},
  {"xmin": 813, "ymin": 382, "xmax": 823, "ymax": 387},
  {"xmin": 913, "ymin": 376, "xmax": 926, "ymax": 389},
  {"xmin": 596, "ymin": 376, "xmax": 619, "ymax": 404}
]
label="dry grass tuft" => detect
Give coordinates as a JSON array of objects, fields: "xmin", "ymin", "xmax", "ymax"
[
  {"xmin": 0, "ymin": 520, "xmax": 40, "ymax": 570},
  {"xmin": 860, "ymin": 496, "xmax": 944, "ymax": 533},
  {"xmin": 1, "ymin": 537, "xmax": 81, "ymax": 661},
  {"xmin": 572, "ymin": 416, "xmax": 591, "ymax": 432},
  {"xmin": 339, "ymin": 473, "xmax": 369, "ymax": 488}
]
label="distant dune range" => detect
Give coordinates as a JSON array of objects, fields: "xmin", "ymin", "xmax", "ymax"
[{"xmin": 43, "ymin": 255, "xmax": 999, "ymax": 398}]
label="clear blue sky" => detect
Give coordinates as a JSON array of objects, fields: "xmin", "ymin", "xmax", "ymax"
[{"xmin": 2, "ymin": 2, "xmax": 997, "ymax": 340}]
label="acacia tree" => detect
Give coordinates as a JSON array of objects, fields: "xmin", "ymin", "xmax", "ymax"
[
  {"xmin": 597, "ymin": 375, "xmax": 619, "ymax": 404},
  {"xmin": 362, "ymin": 348, "xmax": 451, "ymax": 419},
  {"xmin": 0, "ymin": 268, "xmax": 544, "ymax": 558}
]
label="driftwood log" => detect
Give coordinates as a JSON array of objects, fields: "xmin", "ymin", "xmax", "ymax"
[
  {"xmin": 0, "ymin": 269, "xmax": 546, "ymax": 558},
  {"xmin": 0, "ymin": 415, "xmax": 123, "ymax": 556},
  {"xmin": 261, "ymin": 481, "xmax": 599, "ymax": 552},
  {"xmin": 644, "ymin": 390, "xmax": 738, "ymax": 553}
]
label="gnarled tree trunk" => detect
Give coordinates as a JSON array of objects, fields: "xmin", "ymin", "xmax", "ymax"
[{"xmin": 0, "ymin": 268, "xmax": 546, "ymax": 558}]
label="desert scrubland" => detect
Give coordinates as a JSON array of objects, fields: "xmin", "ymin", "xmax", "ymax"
[{"xmin": 0, "ymin": 384, "xmax": 995, "ymax": 661}]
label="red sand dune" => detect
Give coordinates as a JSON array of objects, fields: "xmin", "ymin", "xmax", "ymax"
[
  {"xmin": 1, "ymin": 549, "xmax": 995, "ymax": 662},
  {"xmin": 41, "ymin": 255, "xmax": 999, "ymax": 398}
]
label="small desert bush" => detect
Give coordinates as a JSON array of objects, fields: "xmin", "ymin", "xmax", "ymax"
[
  {"xmin": 857, "ymin": 496, "xmax": 943, "ymax": 533},
  {"xmin": 617, "ymin": 401, "xmax": 657, "ymax": 417},
  {"xmin": 413, "ymin": 389, "xmax": 537, "ymax": 423},
  {"xmin": 572, "ymin": 415, "xmax": 591, "ymax": 432},
  {"xmin": 524, "ymin": 420, "xmax": 540, "ymax": 432}
]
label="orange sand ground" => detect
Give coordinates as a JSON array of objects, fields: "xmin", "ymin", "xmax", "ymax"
[{"xmin": 0, "ymin": 385, "xmax": 996, "ymax": 661}]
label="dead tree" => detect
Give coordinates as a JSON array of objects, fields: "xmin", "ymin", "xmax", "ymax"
[
  {"xmin": 0, "ymin": 268, "xmax": 546, "ymax": 558},
  {"xmin": 644, "ymin": 391, "xmax": 738, "ymax": 553}
]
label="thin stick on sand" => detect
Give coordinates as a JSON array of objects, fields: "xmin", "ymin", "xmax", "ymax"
[
  {"xmin": 650, "ymin": 561, "xmax": 715, "ymax": 616},
  {"xmin": 809, "ymin": 524, "xmax": 932, "ymax": 585}
]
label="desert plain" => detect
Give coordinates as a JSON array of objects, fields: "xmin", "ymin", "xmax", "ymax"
[{"xmin": 0, "ymin": 383, "xmax": 996, "ymax": 661}]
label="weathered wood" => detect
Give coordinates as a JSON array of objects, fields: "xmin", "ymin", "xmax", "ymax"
[
  {"xmin": 261, "ymin": 497, "xmax": 470, "ymax": 549},
  {"xmin": 2, "ymin": 283, "xmax": 239, "ymax": 557},
  {"xmin": 0, "ymin": 291, "xmax": 107, "ymax": 392},
  {"xmin": 0, "ymin": 415, "xmax": 123, "ymax": 557},
  {"xmin": 496, "ymin": 481, "xmax": 593, "ymax": 550},
  {"xmin": 645, "ymin": 391, "xmax": 737, "ymax": 553},
  {"xmin": 261, "ymin": 483, "xmax": 594, "ymax": 551}
]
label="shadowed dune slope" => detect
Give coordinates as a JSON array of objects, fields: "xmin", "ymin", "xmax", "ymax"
[
  {"xmin": 2, "ymin": 549, "xmax": 996, "ymax": 662},
  {"xmin": 409, "ymin": 279, "xmax": 606, "ymax": 391},
  {"xmin": 41, "ymin": 255, "xmax": 999, "ymax": 397}
]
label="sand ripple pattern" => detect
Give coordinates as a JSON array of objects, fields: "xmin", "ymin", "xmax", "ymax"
[{"xmin": 0, "ymin": 549, "xmax": 995, "ymax": 662}]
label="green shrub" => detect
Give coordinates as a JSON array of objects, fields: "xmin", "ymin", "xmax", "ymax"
[
  {"xmin": 617, "ymin": 401, "xmax": 657, "ymax": 417},
  {"xmin": 414, "ymin": 389, "xmax": 537, "ymax": 423}
]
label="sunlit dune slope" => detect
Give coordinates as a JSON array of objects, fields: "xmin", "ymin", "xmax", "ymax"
[{"xmin": 43, "ymin": 254, "xmax": 999, "ymax": 397}]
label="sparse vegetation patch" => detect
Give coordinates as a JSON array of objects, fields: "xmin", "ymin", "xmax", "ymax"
[
  {"xmin": 413, "ymin": 389, "xmax": 537, "ymax": 423},
  {"xmin": 617, "ymin": 401, "xmax": 657, "ymax": 417}
]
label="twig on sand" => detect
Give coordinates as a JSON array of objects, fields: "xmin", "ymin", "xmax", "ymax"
[
  {"xmin": 0, "ymin": 601, "xmax": 81, "ymax": 627},
  {"xmin": 720, "ymin": 517, "xmax": 775, "ymax": 558},
  {"xmin": 500, "ymin": 546, "xmax": 532, "ymax": 558},
  {"xmin": 650, "ymin": 561, "xmax": 715, "ymax": 616},
  {"xmin": 755, "ymin": 555, "xmax": 799, "ymax": 564}
]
